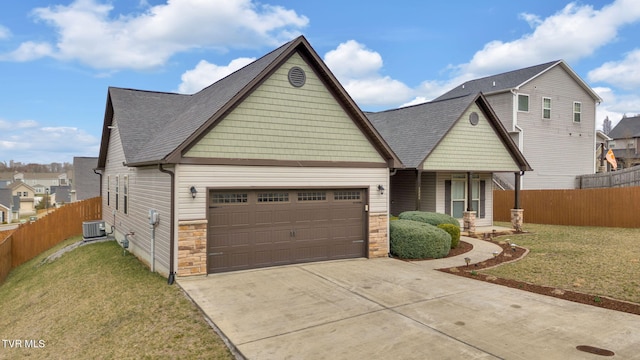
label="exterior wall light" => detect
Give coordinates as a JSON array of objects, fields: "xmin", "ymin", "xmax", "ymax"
[
  {"xmin": 377, "ymin": 185, "xmax": 385, "ymax": 195},
  {"xmin": 190, "ymin": 186, "xmax": 198, "ymax": 199}
]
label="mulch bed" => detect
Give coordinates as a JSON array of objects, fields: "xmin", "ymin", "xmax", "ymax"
[{"xmin": 438, "ymin": 239, "xmax": 640, "ymax": 316}]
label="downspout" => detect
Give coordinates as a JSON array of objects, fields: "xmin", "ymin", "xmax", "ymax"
[
  {"xmin": 93, "ymin": 169, "xmax": 103, "ymax": 195},
  {"xmin": 158, "ymin": 164, "xmax": 176, "ymax": 285}
]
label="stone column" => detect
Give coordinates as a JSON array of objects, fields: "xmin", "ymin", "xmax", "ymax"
[
  {"xmin": 511, "ymin": 209, "xmax": 524, "ymax": 232},
  {"xmin": 177, "ymin": 219, "xmax": 208, "ymax": 276},
  {"xmin": 463, "ymin": 211, "xmax": 476, "ymax": 233},
  {"xmin": 368, "ymin": 213, "xmax": 389, "ymax": 258}
]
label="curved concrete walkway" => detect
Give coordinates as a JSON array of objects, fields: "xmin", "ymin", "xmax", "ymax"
[{"xmin": 418, "ymin": 236, "xmax": 503, "ymax": 270}]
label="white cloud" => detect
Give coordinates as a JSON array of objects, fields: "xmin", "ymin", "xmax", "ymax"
[
  {"xmin": 3, "ymin": 0, "xmax": 308, "ymax": 70},
  {"xmin": 3, "ymin": 41, "xmax": 54, "ymax": 61},
  {"xmin": 592, "ymin": 86, "xmax": 640, "ymax": 130},
  {"xmin": 0, "ymin": 25, "xmax": 10, "ymax": 39},
  {"xmin": 588, "ymin": 49, "xmax": 640, "ymax": 89},
  {"xmin": 455, "ymin": 0, "xmax": 640, "ymax": 79},
  {"xmin": 0, "ymin": 120, "xmax": 99, "ymax": 163},
  {"xmin": 323, "ymin": 40, "xmax": 413, "ymax": 107},
  {"xmin": 177, "ymin": 57, "xmax": 256, "ymax": 94}
]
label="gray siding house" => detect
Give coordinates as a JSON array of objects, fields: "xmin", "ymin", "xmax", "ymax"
[
  {"xmin": 608, "ymin": 115, "xmax": 640, "ymax": 169},
  {"xmin": 97, "ymin": 36, "xmax": 400, "ymax": 279},
  {"xmin": 0, "ymin": 188, "xmax": 13, "ymax": 223},
  {"xmin": 436, "ymin": 60, "xmax": 602, "ymax": 190},
  {"xmin": 72, "ymin": 157, "xmax": 100, "ymax": 201},
  {"xmin": 367, "ymin": 93, "xmax": 531, "ymax": 227}
]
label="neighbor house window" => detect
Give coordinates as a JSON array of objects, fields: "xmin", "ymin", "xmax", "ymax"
[
  {"xmin": 517, "ymin": 94, "xmax": 529, "ymax": 112},
  {"xmin": 107, "ymin": 176, "xmax": 110, "ymax": 206},
  {"xmin": 573, "ymin": 102, "xmax": 581, "ymax": 123},
  {"xmin": 543, "ymin": 97, "xmax": 551, "ymax": 119},
  {"xmin": 123, "ymin": 175, "xmax": 128, "ymax": 215},
  {"xmin": 115, "ymin": 175, "xmax": 119, "ymax": 211}
]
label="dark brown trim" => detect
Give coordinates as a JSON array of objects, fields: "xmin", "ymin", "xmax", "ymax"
[
  {"xmin": 178, "ymin": 157, "xmax": 388, "ymax": 168},
  {"xmin": 207, "ymin": 185, "xmax": 370, "ymax": 191},
  {"xmin": 97, "ymin": 91, "xmax": 115, "ymax": 169},
  {"xmin": 475, "ymin": 94, "xmax": 533, "ymax": 171},
  {"xmin": 165, "ymin": 36, "xmax": 401, "ymax": 168}
]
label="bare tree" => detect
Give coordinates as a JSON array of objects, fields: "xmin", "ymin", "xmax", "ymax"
[{"xmin": 602, "ymin": 116, "xmax": 612, "ymax": 135}]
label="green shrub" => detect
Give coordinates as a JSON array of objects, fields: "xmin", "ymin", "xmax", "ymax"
[
  {"xmin": 389, "ymin": 220, "xmax": 451, "ymax": 259},
  {"xmin": 398, "ymin": 211, "xmax": 459, "ymax": 228},
  {"xmin": 390, "ymin": 215, "xmax": 399, "ymax": 221},
  {"xmin": 438, "ymin": 223, "xmax": 460, "ymax": 249}
]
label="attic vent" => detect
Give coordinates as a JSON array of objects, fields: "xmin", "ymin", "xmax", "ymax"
[
  {"xmin": 469, "ymin": 112, "xmax": 479, "ymax": 126},
  {"xmin": 288, "ymin": 66, "xmax": 306, "ymax": 87}
]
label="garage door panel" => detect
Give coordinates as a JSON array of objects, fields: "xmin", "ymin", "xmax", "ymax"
[
  {"xmin": 208, "ymin": 189, "xmax": 366, "ymax": 273},
  {"xmin": 230, "ymin": 211, "xmax": 250, "ymax": 226},
  {"xmin": 254, "ymin": 228, "xmax": 291, "ymax": 244},
  {"xmin": 332, "ymin": 207, "xmax": 363, "ymax": 221},
  {"xmin": 255, "ymin": 209, "xmax": 292, "ymax": 225},
  {"xmin": 295, "ymin": 226, "xmax": 329, "ymax": 242},
  {"xmin": 294, "ymin": 245, "xmax": 327, "ymax": 261},
  {"xmin": 295, "ymin": 207, "xmax": 331, "ymax": 222}
]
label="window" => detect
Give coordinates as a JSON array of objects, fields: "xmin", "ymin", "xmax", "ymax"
[
  {"xmin": 542, "ymin": 97, "xmax": 551, "ymax": 119},
  {"xmin": 334, "ymin": 191, "xmax": 361, "ymax": 200},
  {"xmin": 107, "ymin": 176, "xmax": 110, "ymax": 206},
  {"xmin": 517, "ymin": 94, "xmax": 529, "ymax": 112},
  {"xmin": 123, "ymin": 175, "xmax": 128, "ymax": 214},
  {"xmin": 573, "ymin": 102, "xmax": 581, "ymax": 123},
  {"xmin": 448, "ymin": 174, "xmax": 481, "ymax": 219},
  {"xmin": 115, "ymin": 175, "xmax": 119, "ymax": 211},
  {"xmin": 298, "ymin": 191, "xmax": 326, "ymax": 201},
  {"xmin": 257, "ymin": 192, "xmax": 289, "ymax": 203},
  {"xmin": 451, "ymin": 180, "xmax": 465, "ymax": 218},
  {"xmin": 211, "ymin": 193, "xmax": 248, "ymax": 204}
]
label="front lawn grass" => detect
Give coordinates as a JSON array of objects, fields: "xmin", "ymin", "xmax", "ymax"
[
  {"xmin": 486, "ymin": 223, "xmax": 640, "ymax": 304},
  {"xmin": 0, "ymin": 237, "xmax": 233, "ymax": 359}
]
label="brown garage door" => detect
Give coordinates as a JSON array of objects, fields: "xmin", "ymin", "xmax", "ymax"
[{"xmin": 207, "ymin": 189, "xmax": 366, "ymax": 273}]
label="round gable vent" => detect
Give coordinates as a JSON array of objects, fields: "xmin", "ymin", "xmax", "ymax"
[
  {"xmin": 469, "ymin": 112, "xmax": 479, "ymax": 126},
  {"xmin": 288, "ymin": 66, "xmax": 306, "ymax": 87}
]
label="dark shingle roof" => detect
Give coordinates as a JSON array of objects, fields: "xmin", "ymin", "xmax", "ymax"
[
  {"xmin": 366, "ymin": 94, "xmax": 476, "ymax": 168},
  {"xmin": 0, "ymin": 188, "xmax": 12, "ymax": 209},
  {"xmin": 608, "ymin": 115, "xmax": 640, "ymax": 139},
  {"xmin": 104, "ymin": 38, "xmax": 294, "ymax": 166},
  {"xmin": 436, "ymin": 61, "xmax": 561, "ymax": 101},
  {"xmin": 367, "ymin": 93, "xmax": 531, "ymax": 171}
]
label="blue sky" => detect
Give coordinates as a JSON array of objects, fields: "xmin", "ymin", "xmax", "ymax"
[{"xmin": 1, "ymin": 0, "xmax": 640, "ymax": 164}]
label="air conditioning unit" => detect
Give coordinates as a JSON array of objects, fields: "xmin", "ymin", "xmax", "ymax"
[{"xmin": 83, "ymin": 220, "xmax": 106, "ymax": 240}]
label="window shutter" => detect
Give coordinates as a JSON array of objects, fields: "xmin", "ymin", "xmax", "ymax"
[
  {"xmin": 445, "ymin": 180, "xmax": 451, "ymax": 215},
  {"xmin": 480, "ymin": 180, "xmax": 486, "ymax": 218}
]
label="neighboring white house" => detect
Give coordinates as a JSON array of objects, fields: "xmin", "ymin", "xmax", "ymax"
[{"xmin": 436, "ymin": 60, "xmax": 602, "ymax": 190}]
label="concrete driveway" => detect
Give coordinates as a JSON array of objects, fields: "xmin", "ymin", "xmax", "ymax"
[{"xmin": 179, "ymin": 249, "xmax": 640, "ymax": 359}]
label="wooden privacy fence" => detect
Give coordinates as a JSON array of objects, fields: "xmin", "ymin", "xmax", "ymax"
[
  {"xmin": 494, "ymin": 188, "xmax": 640, "ymax": 228},
  {"xmin": 0, "ymin": 197, "xmax": 102, "ymax": 285}
]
